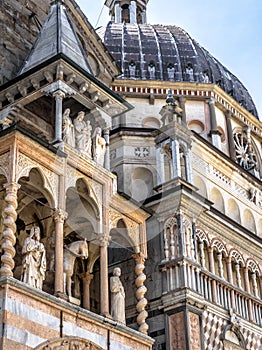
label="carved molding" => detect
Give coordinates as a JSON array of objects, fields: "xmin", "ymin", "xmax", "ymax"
[{"xmin": 34, "ymin": 337, "xmax": 103, "ymax": 350}]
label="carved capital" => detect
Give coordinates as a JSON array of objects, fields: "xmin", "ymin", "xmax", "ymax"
[
  {"xmin": 4, "ymin": 182, "xmax": 21, "ymax": 192},
  {"xmin": 53, "ymin": 209, "xmax": 68, "ymax": 223},
  {"xmin": 132, "ymin": 252, "xmax": 146, "ymax": 265},
  {"xmin": 53, "ymin": 90, "xmax": 66, "ymax": 100},
  {"xmin": 98, "ymin": 234, "xmax": 111, "ymax": 247},
  {"xmin": 81, "ymin": 272, "xmax": 94, "ymax": 284}
]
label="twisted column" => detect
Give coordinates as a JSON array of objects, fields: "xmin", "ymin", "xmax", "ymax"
[
  {"xmin": 0, "ymin": 182, "xmax": 20, "ymax": 277},
  {"xmin": 133, "ymin": 252, "xmax": 148, "ymax": 334}
]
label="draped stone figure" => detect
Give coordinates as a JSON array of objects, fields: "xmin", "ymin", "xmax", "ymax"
[
  {"xmin": 62, "ymin": 108, "xmax": 75, "ymax": 147},
  {"xmin": 21, "ymin": 226, "xmax": 46, "ymax": 289},
  {"xmin": 74, "ymin": 111, "xmax": 87, "ymax": 151},
  {"xmin": 110, "ymin": 267, "xmax": 126, "ymax": 324},
  {"xmin": 92, "ymin": 127, "xmax": 106, "ymax": 166}
]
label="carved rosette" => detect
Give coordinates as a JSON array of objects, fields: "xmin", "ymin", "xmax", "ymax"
[
  {"xmin": 133, "ymin": 253, "xmax": 148, "ymax": 334},
  {"xmin": 0, "ymin": 182, "xmax": 20, "ymax": 277}
]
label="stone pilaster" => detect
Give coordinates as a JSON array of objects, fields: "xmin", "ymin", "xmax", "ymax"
[
  {"xmin": 133, "ymin": 252, "xmax": 148, "ymax": 334},
  {"xmin": 0, "ymin": 182, "xmax": 20, "ymax": 277}
]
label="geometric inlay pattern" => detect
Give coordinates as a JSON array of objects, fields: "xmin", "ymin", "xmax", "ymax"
[{"xmin": 202, "ymin": 310, "xmax": 227, "ymax": 350}]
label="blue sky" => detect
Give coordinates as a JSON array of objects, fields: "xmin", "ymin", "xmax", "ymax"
[{"xmin": 77, "ymin": 0, "xmax": 262, "ymax": 119}]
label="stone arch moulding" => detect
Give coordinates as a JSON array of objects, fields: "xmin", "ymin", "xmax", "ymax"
[
  {"xmin": 109, "ymin": 209, "xmax": 140, "ymax": 251},
  {"xmin": 34, "ymin": 336, "xmax": 103, "ymax": 349},
  {"xmin": 65, "ymin": 169, "xmax": 102, "ymax": 215},
  {"xmin": 16, "ymin": 154, "xmax": 59, "ymax": 207}
]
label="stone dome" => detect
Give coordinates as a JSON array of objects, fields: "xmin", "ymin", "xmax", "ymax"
[{"xmin": 99, "ymin": 22, "xmax": 258, "ymax": 118}]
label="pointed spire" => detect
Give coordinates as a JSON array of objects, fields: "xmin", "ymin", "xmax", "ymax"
[
  {"xmin": 19, "ymin": 0, "xmax": 92, "ymax": 75},
  {"xmin": 105, "ymin": 0, "xmax": 149, "ymax": 24}
]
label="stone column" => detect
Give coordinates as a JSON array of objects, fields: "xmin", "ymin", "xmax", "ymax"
[
  {"xmin": 130, "ymin": 1, "xmax": 137, "ymax": 23},
  {"xmin": 98, "ymin": 234, "xmax": 111, "ymax": 317},
  {"xmin": 185, "ymin": 148, "xmax": 193, "ymax": 184},
  {"xmin": 53, "ymin": 209, "xmax": 68, "ymax": 296},
  {"xmin": 251, "ymin": 273, "xmax": 258, "ymax": 297},
  {"xmin": 0, "ymin": 182, "xmax": 20, "ymax": 277},
  {"xmin": 208, "ymin": 247, "xmax": 217, "ymax": 303},
  {"xmin": 244, "ymin": 268, "xmax": 253, "ymax": 321},
  {"xmin": 133, "ymin": 252, "xmax": 148, "ymax": 334},
  {"xmin": 208, "ymin": 97, "xmax": 221, "ymax": 149},
  {"xmin": 81, "ymin": 272, "xmax": 93, "ymax": 310},
  {"xmin": 53, "ymin": 90, "xmax": 65, "ymax": 144},
  {"xmin": 114, "ymin": 2, "xmax": 121, "ymax": 23},
  {"xmin": 176, "ymin": 212, "xmax": 184, "ymax": 256},
  {"xmin": 156, "ymin": 145, "xmax": 165, "ymax": 185},
  {"xmin": 198, "ymin": 241, "xmax": 206, "ymax": 268},
  {"xmin": 225, "ymin": 110, "xmax": 236, "ymax": 160},
  {"xmin": 217, "ymin": 253, "xmax": 224, "ymax": 279},
  {"xmin": 192, "ymin": 220, "xmax": 198, "ymax": 261},
  {"xmin": 243, "ymin": 267, "xmax": 251, "ymax": 293},
  {"xmin": 226, "ymin": 257, "xmax": 235, "ymax": 309},
  {"xmin": 171, "ymin": 139, "xmax": 181, "ymax": 178},
  {"xmin": 235, "ymin": 263, "xmax": 242, "ymax": 289},
  {"xmin": 103, "ymin": 128, "xmax": 110, "ymax": 171}
]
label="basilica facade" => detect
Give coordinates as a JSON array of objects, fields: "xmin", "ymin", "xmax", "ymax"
[{"xmin": 0, "ymin": 1, "xmax": 261, "ymax": 349}]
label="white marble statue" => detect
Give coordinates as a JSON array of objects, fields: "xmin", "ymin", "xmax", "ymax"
[
  {"xmin": 74, "ymin": 111, "xmax": 87, "ymax": 151},
  {"xmin": 110, "ymin": 267, "xmax": 126, "ymax": 324},
  {"xmin": 62, "ymin": 108, "xmax": 75, "ymax": 147},
  {"xmin": 21, "ymin": 226, "xmax": 46, "ymax": 289},
  {"xmin": 92, "ymin": 127, "xmax": 106, "ymax": 166}
]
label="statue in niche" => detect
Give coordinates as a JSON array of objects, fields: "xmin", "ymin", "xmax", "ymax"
[
  {"xmin": 62, "ymin": 108, "xmax": 75, "ymax": 147},
  {"xmin": 92, "ymin": 127, "xmax": 106, "ymax": 166},
  {"xmin": 21, "ymin": 226, "xmax": 46, "ymax": 289},
  {"xmin": 74, "ymin": 111, "xmax": 92, "ymax": 156},
  {"xmin": 74, "ymin": 111, "xmax": 86, "ymax": 151},
  {"xmin": 110, "ymin": 267, "xmax": 126, "ymax": 324}
]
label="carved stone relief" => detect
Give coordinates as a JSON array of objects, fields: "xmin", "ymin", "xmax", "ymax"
[
  {"xmin": 0, "ymin": 152, "xmax": 9, "ymax": 178},
  {"xmin": 34, "ymin": 337, "xmax": 103, "ymax": 350},
  {"xmin": 169, "ymin": 312, "xmax": 186, "ymax": 350},
  {"xmin": 188, "ymin": 312, "xmax": 201, "ymax": 350}
]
